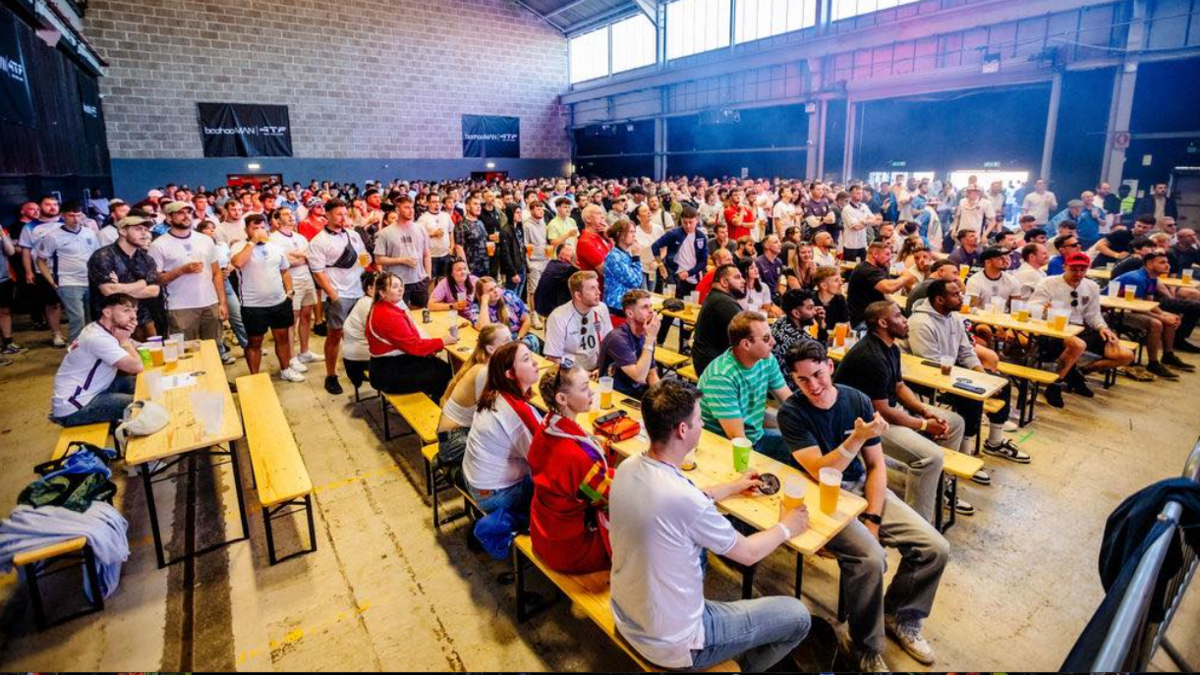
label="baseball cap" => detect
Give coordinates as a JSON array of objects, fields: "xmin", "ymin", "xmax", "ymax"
[
  {"xmin": 1067, "ymin": 199, "xmax": 1084, "ymax": 208},
  {"xmin": 306, "ymin": 197, "xmax": 324, "ymax": 208},
  {"xmin": 118, "ymin": 214, "xmax": 153, "ymax": 229},
  {"xmin": 966, "ymin": 184, "xmax": 982, "ymax": 192},
  {"xmin": 147, "ymin": 189, "xmax": 165, "ymax": 200},
  {"xmin": 1065, "ymin": 252, "xmax": 1091, "ymax": 268},
  {"xmin": 163, "ymin": 201, "xmax": 194, "ymax": 215},
  {"xmin": 979, "ymin": 247, "xmax": 1007, "ymax": 263},
  {"xmin": 109, "ymin": 198, "xmax": 127, "ymax": 208}
]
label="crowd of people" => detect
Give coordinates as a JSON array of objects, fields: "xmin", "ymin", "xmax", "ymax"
[{"xmin": 6, "ymin": 171, "xmax": 1198, "ymax": 671}]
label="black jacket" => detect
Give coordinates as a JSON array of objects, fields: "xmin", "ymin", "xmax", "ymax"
[
  {"xmin": 1132, "ymin": 195, "xmax": 1178, "ymax": 220},
  {"xmin": 498, "ymin": 221, "xmax": 527, "ymax": 280},
  {"xmin": 534, "ymin": 260, "xmax": 578, "ymax": 317}
]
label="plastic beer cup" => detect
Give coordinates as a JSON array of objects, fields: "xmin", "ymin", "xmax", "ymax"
[
  {"xmin": 939, "ymin": 356, "xmax": 954, "ymax": 376},
  {"xmin": 819, "ymin": 467, "xmax": 842, "ymax": 515},
  {"xmin": 1124, "ymin": 286, "xmax": 1136, "ymax": 302},
  {"xmin": 545, "ymin": 245, "xmax": 554, "ymax": 258},
  {"xmin": 1183, "ymin": 268, "xmax": 1195, "ymax": 284},
  {"xmin": 781, "ymin": 477, "xmax": 806, "ymax": 513},
  {"xmin": 486, "ymin": 242, "xmax": 496, "ymax": 256},
  {"xmin": 834, "ymin": 323, "xmax": 849, "ymax": 347},
  {"xmin": 148, "ymin": 344, "xmax": 164, "ymax": 367},
  {"xmin": 599, "ymin": 376, "xmax": 614, "ymax": 410},
  {"xmin": 732, "ymin": 437, "xmax": 752, "ymax": 472},
  {"xmin": 358, "ymin": 252, "xmax": 370, "ymax": 268},
  {"xmin": 525, "ymin": 243, "xmax": 533, "ymax": 257}
]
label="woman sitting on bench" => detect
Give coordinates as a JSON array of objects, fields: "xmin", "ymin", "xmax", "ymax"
[
  {"xmin": 340, "ymin": 271, "xmax": 378, "ymax": 393},
  {"xmin": 365, "ymin": 273, "xmax": 459, "ymax": 400},
  {"xmin": 527, "ymin": 364, "xmax": 614, "ymax": 574},
  {"xmin": 435, "ymin": 324, "xmax": 511, "ymax": 468},
  {"xmin": 462, "ymin": 341, "xmax": 542, "ymax": 515},
  {"xmin": 428, "ymin": 259, "xmax": 477, "ymax": 320}
]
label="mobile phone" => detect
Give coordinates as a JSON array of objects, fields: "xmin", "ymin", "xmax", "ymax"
[
  {"xmin": 952, "ymin": 381, "xmax": 987, "ymax": 395},
  {"xmin": 920, "ymin": 360, "xmax": 941, "ymax": 368},
  {"xmin": 620, "ymin": 397, "xmax": 642, "ymax": 410}
]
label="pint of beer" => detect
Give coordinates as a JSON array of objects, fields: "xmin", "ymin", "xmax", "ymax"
[
  {"xmin": 358, "ymin": 252, "xmax": 370, "ymax": 268},
  {"xmin": 781, "ymin": 477, "xmax": 806, "ymax": 513},
  {"xmin": 525, "ymin": 243, "xmax": 534, "ymax": 257},
  {"xmin": 834, "ymin": 323, "xmax": 849, "ymax": 347},
  {"xmin": 1124, "ymin": 286, "xmax": 1136, "ymax": 302},
  {"xmin": 819, "ymin": 467, "xmax": 842, "ymax": 515},
  {"xmin": 486, "ymin": 242, "xmax": 496, "ymax": 257},
  {"xmin": 599, "ymin": 376, "xmax": 614, "ymax": 410},
  {"xmin": 545, "ymin": 245, "xmax": 555, "ymax": 258}
]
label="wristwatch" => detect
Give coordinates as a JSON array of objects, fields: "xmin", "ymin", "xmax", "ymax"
[{"xmin": 859, "ymin": 512, "xmax": 882, "ymax": 526}]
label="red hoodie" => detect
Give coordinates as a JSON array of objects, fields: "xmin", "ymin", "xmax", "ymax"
[{"xmin": 366, "ymin": 300, "xmax": 445, "ymax": 357}]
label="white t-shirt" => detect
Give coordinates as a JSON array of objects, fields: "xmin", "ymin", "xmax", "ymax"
[
  {"xmin": 635, "ymin": 223, "xmax": 664, "ymax": 274},
  {"xmin": 462, "ymin": 395, "xmax": 541, "ymax": 491},
  {"xmin": 37, "ymin": 226, "xmax": 99, "ymax": 287},
  {"xmin": 215, "ymin": 219, "xmax": 247, "ymax": 247},
  {"xmin": 308, "ymin": 227, "xmax": 366, "ymax": 300},
  {"xmin": 1022, "ymin": 191, "xmax": 1057, "ymax": 224},
  {"xmin": 740, "ymin": 282, "xmax": 773, "ymax": 313},
  {"xmin": 98, "ymin": 225, "xmax": 120, "ymax": 248},
  {"xmin": 51, "ymin": 322, "xmax": 131, "ymax": 418},
  {"xmin": 1013, "ymin": 262, "xmax": 1046, "ymax": 300},
  {"xmin": 417, "ymin": 211, "xmax": 454, "ymax": 258},
  {"xmin": 341, "ymin": 296, "xmax": 374, "ymax": 362},
  {"xmin": 544, "ymin": 301, "xmax": 612, "ymax": 371},
  {"xmin": 231, "ymin": 241, "xmax": 289, "ymax": 308},
  {"xmin": 841, "ymin": 202, "xmax": 873, "ymax": 249},
  {"xmin": 610, "ymin": 454, "xmax": 738, "ymax": 668},
  {"xmin": 149, "ymin": 230, "xmax": 218, "ymax": 310},
  {"xmin": 813, "ymin": 248, "xmax": 838, "ymax": 268},
  {"xmin": 19, "ymin": 220, "xmax": 62, "ymax": 259},
  {"xmin": 772, "ymin": 201, "xmax": 796, "ymax": 232},
  {"xmin": 269, "ymin": 230, "xmax": 313, "ymax": 283},
  {"xmin": 965, "ymin": 270, "xmax": 1022, "ymax": 308}
]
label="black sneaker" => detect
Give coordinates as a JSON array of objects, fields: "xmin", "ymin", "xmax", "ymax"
[
  {"xmin": 984, "ymin": 439, "xmax": 1032, "ymax": 463},
  {"xmin": 1044, "ymin": 382, "xmax": 1065, "ymax": 408},
  {"xmin": 324, "ymin": 375, "xmax": 343, "ymax": 395},
  {"xmin": 1173, "ymin": 340, "xmax": 1200, "ymax": 354},
  {"xmin": 1162, "ymin": 353, "xmax": 1195, "ymax": 371},
  {"xmin": 1066, "ymin": 374, "xmax": 1095, "ymax": 398},
  {"xmin": 1147, "ymin": 361, "xmax": 1180, "ymax": 380}
]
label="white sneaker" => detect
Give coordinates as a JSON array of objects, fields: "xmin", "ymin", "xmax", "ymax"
[
  {"xmin": 858, "ymin": 651, "xmax": 891, "ymax": 672},
  {"xmin": 1003, "ymin": 419, "xmax": 1019, "ymax": 432},
  {"xmin": 290, "ymin": 358, "xmax": 309, "ymax": 373},
  {"xmin": 298, "ymin": 351, "xmax": 321, "ymax": 363},
  {"xmin": 280, "ymin": 367, "xmax": 305, "ymax": 383},
  {"xmin": 52, "ymin": 334, "xmax": 67, "ymax": 348},
  {"xmin": 885, "ymin": 615, "xmax": 936, "ymax": 665}
]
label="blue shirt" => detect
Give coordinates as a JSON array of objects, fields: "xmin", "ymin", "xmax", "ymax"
[
  {"xmin": 603, "ymin": 246, "xmax": 644, "ymax": 312},
  {"xmin": 1112, "ymin": 268, "xmax": 1157, "ymax": 300},
  {"xmin": 598, "ymin": 323, "xmax": 650, "ymax": 398},
  {"xmin": 1047, "ymin": 255, "xmax": 1065, "ymax": 276}
]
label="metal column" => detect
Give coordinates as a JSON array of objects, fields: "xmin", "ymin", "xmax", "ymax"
[
  {"xmin": 1040, "ymin": 71, "xmax": 1063, "ymax": 182},
  {"xmin": 1101, "ymin": 0, "xmax": 1148, "ymax": 187}
]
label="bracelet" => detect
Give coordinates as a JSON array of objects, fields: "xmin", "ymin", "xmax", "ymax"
[
  {"xmin": 776, "ymin": 522, "xmax": 793, "ymax": 540},
  {"xmin": 838, "ymin": 446, "xmax": 857, "ymax": 461},
  {"xmin": 919, "ymin": 418, "xmax": 928, "ymax": 432}
]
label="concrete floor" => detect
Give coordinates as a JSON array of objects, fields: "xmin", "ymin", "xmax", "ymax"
[{"xmin": 0, "ymin": 321, "xmax": 1198, "ymax": 672}]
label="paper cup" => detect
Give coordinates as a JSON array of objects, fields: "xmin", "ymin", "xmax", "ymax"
[{"xmin": 732, "ymin": 437, "xmax": 752, "ymax": 472}]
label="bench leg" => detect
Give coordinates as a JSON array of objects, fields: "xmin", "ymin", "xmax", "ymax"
[
  {"xmin": 935, "ymin": 472, "xmax": 946, "ymax": 533},
  {"xmin": 794, "ymin": 552, "xmax": 804, "ymax": 600},
  {"xmin": 837, "ymin": 570, "xmax": 848, "ymax": 623},
  {"xmin": 24, "ymin": 563, "xmax": 47, "ymax": 631},
  {"xmin": 83, "ymin": 545, "xmax": 105, "ymax": 615},
  {"xmin": 514, "ymin": 546, "xmax": 529, "ymax": 623},
  {"xmin": 740, "ymin": 561, "xmax": 757, "ymax": 600},
  {"xmin": 381, "ymin": 395, "xmax": 391, "ymax": 441},
  {"xmin": 944, "ymin": 476, "xmax": 959, "ymax": 532},
  {"xmin": 264, "ymin": 505, "xmax": 279, "ymax": 566},
  {"xmin": 1014, "ymin": 379, "xmax": 1029, "ymax": 427},
  {"xmin": 424, "ymin": 459, "xmax": 434, "ymax": 497}
]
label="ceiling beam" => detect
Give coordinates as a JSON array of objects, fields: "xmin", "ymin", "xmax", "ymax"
[
  {"xmin": 544, "ymin": 0, "xmax": 596, "ymax": 19},
  {"xmin": 564, "ymin": 3, "xmax": 640, "ymax": 34},
  {"xmin": 511, "ymin": 0, "xmax": 567, "ymax": 33},
  {"xmin": 633, "ymin": 0, "xmax": 659, "ymax": 25}
]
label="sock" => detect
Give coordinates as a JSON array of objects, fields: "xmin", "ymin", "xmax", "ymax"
[
  {"xmin": 960, "ymin": 436, "xmax": 976, "ymax": 454},
  {"xmin": 987, "ymin": 422, "xmax": 1005, "ymax": 446}
]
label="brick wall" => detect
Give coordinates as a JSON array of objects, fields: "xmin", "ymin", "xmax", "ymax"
[{"xmin": 87, "ymin": 0, "xmax": 570, "ymax": 160}]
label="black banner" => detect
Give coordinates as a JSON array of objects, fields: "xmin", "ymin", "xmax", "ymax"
[
  {"xmin": 462, "ymin": 114, "xmax": 520, "ymax": 158},
  {"xmin": 197, "ymin": 102, "xmax": 293, "ymax": 157},
  {"xmin": 0, "ymin": 12, "xmax": 34, "ymax": 127}
]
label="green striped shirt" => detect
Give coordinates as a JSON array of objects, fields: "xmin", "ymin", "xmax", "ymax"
[{"xmin": 698, "ymin": 350, "xmax": 786, "ymax": 443}]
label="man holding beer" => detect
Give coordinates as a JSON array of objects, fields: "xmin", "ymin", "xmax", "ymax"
[{"xmin": 777, "ymin": 340, "xmax": 949, "ymax": 672}]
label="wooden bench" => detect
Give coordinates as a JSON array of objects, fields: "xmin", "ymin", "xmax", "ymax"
[
  {"xmin": 380, "ymin": 392, "xmax": 441, "ymax": 443},
  {"xmin": 653, "ymin": 348, "xmax": 690, "ymax": 373},
  {"xmin": 997, "ymin": 362, "xmax": 1059, "ymax": 427},
  {"xmin": 16, "ymin": 422, "xmax": 114, "ymax": 630},
  {"xmin": 678, "ymin": 364, "xmax": 698, "ymax": 383},
  {"xmin": 236, "ymin": 373, "xmax": 317, "ymax": 565},
  {"xmin": 935, "ymin": 447, "xmax": 985, "ymax": 533},
  {"xmin": 512, "ymin": 535, "xmax": 739, "ymax": 672}
]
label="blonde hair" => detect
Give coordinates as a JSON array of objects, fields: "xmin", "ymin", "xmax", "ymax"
[
  {"xmin": 538, "ymin": 364, "xmax": 586, "ymax": 416},
  {"xmin": 440, "ymin": 324, "xmax": 510, "ymax": 405}
]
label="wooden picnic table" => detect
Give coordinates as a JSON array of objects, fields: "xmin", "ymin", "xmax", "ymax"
[
  {"xmin": 1087, "ymin": 268, "xmax": 1197, "ymax": 289},
  {"xmin": 827, "ymin": 345, "xmax": 1007, "ymax": 402},
  {"xmin": 126, "ymin": 340, "xmax": 249, "ymax": 568}
]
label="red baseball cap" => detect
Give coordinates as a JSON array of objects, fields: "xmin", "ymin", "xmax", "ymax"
[{"xmin": 1065, "ymin": 252, "xmax": 1091, "ymax": 268}]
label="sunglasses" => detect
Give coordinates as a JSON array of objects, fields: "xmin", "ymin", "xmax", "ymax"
[{"xmin": 1070, "ymin": 290, "xmax": 1079, "ymax": 308}]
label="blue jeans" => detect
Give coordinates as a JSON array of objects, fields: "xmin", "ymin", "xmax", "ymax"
[
  {"xmin": 224, "ymin": 278, "xmax": 248, "ymax": 348},
  {"xmin": 50, "ymin": 375, "xmax": 135, "ymax": 427},
  {"xmin": 689, "ymin": 597, "xmax": 811, "ymax": 671},
  {"xmin": 753, "ymin": 427, "xmax": 791, "ymax": 465},
  {"xmin": 468, "ymin": 474, "xmax": 532, "ymax": 515},
  {"xmin": 57, "ymin": 285, "xmax": 90, "ymax": 343}
]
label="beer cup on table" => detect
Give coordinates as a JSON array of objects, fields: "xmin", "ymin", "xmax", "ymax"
[
  {"xmin": 781, "ymin": 476, "xmax": 807, "ymax": 513},
  {"xmin": 939, "ymin": 356, "xmax": 954, "ymax": 376},
  {"xmin": 1124, "ymin": 286, "xmax": 1136, "ymax": 302},
  {"xmin": 731, "ymin": 437, "xmax": 752, "ymax": 472},
  {"xmin": 819, "ymin": 467, "xmax": 842, "ymax": 515},
  {"xmin": 599, "ymin": 376, "xmax": 614, "ymax": 410}
]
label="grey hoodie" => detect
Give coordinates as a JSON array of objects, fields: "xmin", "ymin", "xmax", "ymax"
[{"xmin": 903, "ymin": 298, "xmax": 982, "ymax": 370}]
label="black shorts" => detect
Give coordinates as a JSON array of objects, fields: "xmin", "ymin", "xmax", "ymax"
[
  {"xmin": 1040, "ymin": 328, "xmax": 1108, "ymax": 359},
  {"xmin": 32, "ymin": 275, "xmax": 60, "ymax": 307},
  {"xmin": 0, "ymin": 281, "xmax": 13, "ymax": 309},
  {"xmin": 242, "ymin": 299, "xmax": 295, "ymax": 337}
]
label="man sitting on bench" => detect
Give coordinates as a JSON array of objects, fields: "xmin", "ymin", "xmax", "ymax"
[
  {"xmin": 610, "ymin": 379, "xmax": 811, "ymax": 672},
  {"xmin": 50, "ymin": 293, "xmax": 144, "ymax": 427}
]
